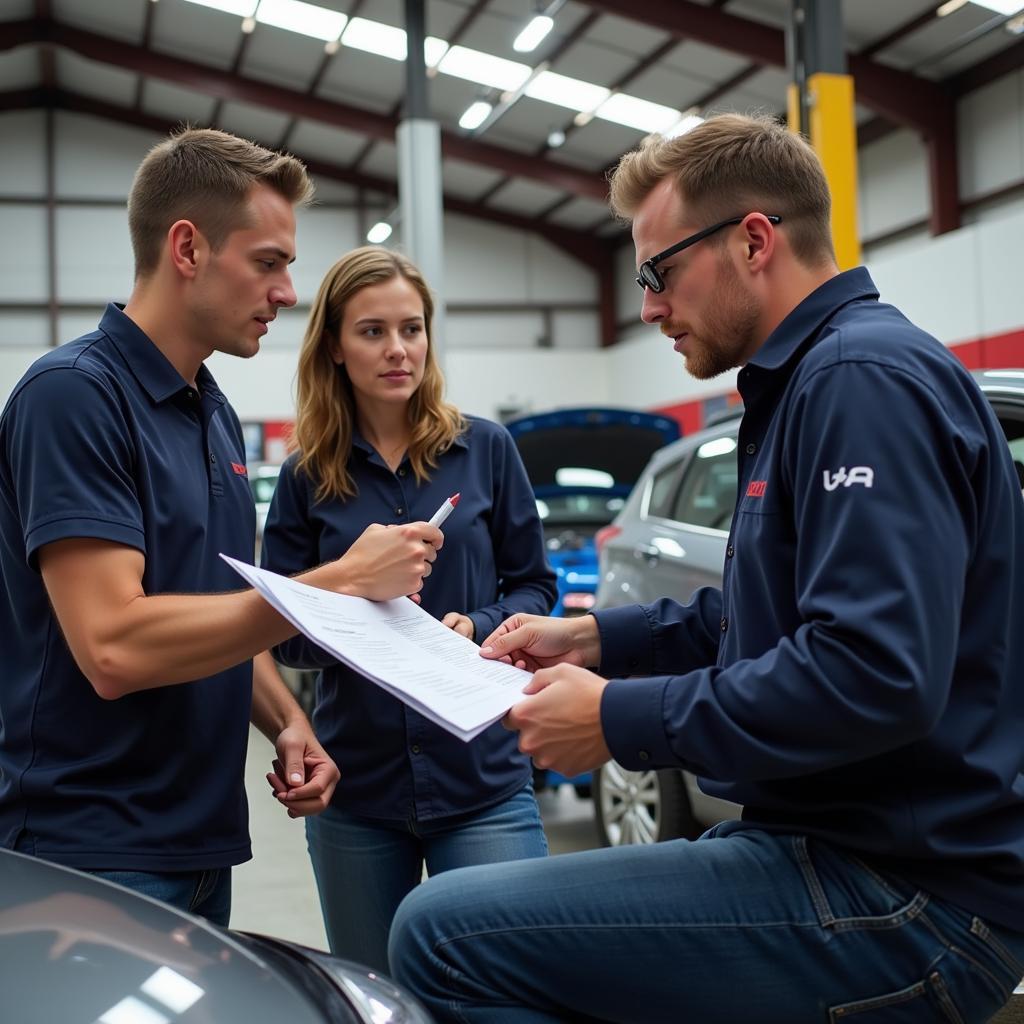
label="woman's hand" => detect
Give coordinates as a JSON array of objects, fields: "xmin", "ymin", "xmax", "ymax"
[{"xmin": 441, "ymin": 612, "xmax": 475, "ymax": 639}]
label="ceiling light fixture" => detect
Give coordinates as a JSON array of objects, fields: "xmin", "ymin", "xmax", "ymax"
[
  {"xmin": 595, "ymin": 93, "xmax": 680, "ymax": 133},
  {"xmin": 936, "ymin": 0, "xmax": 969, "ymax": 13},
  {"xmin": 367, "ymin": 221, "xmax": 393, "ymax": 244},
  {"xmin": 241, "ymin": 15, "xmax": 256, "ymax": 32},
  {"xmin": 513, "ymin": 14, "xmax": 554, "ymax": 52},
  {"xmin": 546, "ymin": 127, "xmax": 566, "ymax": 148},
  {"xmin": 181, "ymin": 0, "xmax": 258, "ymax": 16},
  {"xmin": 459, "ymin": 100, "xmax": 493, "ymax": 130},
  {"xmin": 665, "ymin": 110, "xmax": 704, "ymax": 139},
  {"xmin": 970, "ymin": 0, "xmax": 1024, "ymax": 13},
  {"xmin": 342, "ymin": 17, "xmax": 408, "ymax": 60},
  {"xmin": 254, "ymin": 0, "xmax": 347, "ymax": 41},
  {"xmin": 525, "ymin": 71, "xmax": 609, "ymax": 112},
  {"xmin": 438, "ymin": 45, "xmax": 532, "ymax": 91}
]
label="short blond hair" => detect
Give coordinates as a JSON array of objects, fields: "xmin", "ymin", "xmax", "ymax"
[
  {"xmin": 609, "ymin": 113, "xmax": 834, "ymax": 266},
  {"xmin": 292, "ymin": 247, "xmax": 466, "ymax": 502},
  {"xmin": 128, "ymin": 127, "xmax": 314, "ymax": 278}
]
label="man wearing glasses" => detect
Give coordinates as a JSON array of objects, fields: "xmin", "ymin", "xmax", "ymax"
[{"xmin": 388, "ymin": 113, "xmax": 1024, "ymax": 1022}]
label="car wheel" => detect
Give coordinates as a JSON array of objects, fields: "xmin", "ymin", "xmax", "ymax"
[{"xmin": 594, "ymin": 762, "xmax": 700, "ymax": 846}]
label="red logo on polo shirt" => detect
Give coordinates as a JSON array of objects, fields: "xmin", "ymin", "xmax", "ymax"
[
  {"xmin": 231, "ymin": 462, "xmax": 248, "ymax": 476},
  {"xmin": 746, "ymin": 480, "xmax": 767, "ymax": 498}
]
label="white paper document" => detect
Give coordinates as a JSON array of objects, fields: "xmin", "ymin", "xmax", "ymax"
[{"xmin": 222, "ymin": 556, "xmax": 533, "ymax": 742}]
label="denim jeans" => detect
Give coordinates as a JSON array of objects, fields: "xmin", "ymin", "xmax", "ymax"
[
  {"xmin": 85, "ymin": 868, "xmax": 232, "ymax": 927},
  {"xmin": 389, "ymin": 828, "xmax": 1024, "ymax": 1023},
  {"xmin": 306, "ymin": 784, "xmax": 548, "ymax": 972}
]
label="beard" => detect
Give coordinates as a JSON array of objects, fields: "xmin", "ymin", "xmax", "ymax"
[{"xmin": 668, "ymin": 254, "xmax": 761, "ymax": 381}]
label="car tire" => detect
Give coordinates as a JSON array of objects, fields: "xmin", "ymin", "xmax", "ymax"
[{"xmin": 594, "ymin": 762, "xmax": 701, "ymax": 846}]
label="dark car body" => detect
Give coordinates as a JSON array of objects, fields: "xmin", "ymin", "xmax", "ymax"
[
  {"xmin": 505, "ymin": 407, "xmax": 680, "ymax": 618},
  {"xmin": 592, "ymin": 369, "xmax": 1024, "ymax": 847},
  {"xmin": 0, "ymin": 847, "xmax": 430, "ymax": 1024}
]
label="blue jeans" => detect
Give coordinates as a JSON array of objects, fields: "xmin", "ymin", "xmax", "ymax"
[
  {"xmin": 306, "ymin": 784, "xmax": 548, "ymax": 972},
  {"xmin": 85, "ymin": 868, "xmax": 232, "ymax": 927},
  {"xmin": 389, "ymin": 829, "xmax": 1024, "ymax": 1023}
]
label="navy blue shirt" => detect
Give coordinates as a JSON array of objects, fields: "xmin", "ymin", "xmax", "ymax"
[
  {"xmin": 0, "ymin": 304, "xmax": 255, "ymax": 871},
  {"xmin": 262, "ymin": 416, "xmax": 557, "ymax": 822},
  {"xmin": 599, "ymin": 268, "xmax": 1024, "ymax": 930}
]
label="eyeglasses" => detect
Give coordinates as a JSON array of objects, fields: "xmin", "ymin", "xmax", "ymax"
[{"xmin": 635, "ymin": 214, "xmax": 782, "ymax": 293}]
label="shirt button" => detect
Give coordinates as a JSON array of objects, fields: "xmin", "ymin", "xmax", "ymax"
[
  {"xmin": 395, "ymin": 506, "xmax": 404, "ymax": 516},
  {"xmin": 720, "ymin": 617, "xmax": 728, "ymax": 633},
  {"xmin": 745, "ymin": 443, "xmax": 757, "ymax": 455},
  {"xmin": 726, "ymin": 544, "xmax": 734, "ymax": 558},
  {"xmin": 638, "ymin": 750, "xmax": 650, "ymax": 762},
  {"xmin": 209, "ymin": 453, "xmax": 217, "ymax": 464},
  {"xmin": 411, "ymin": 744, "xmax": 421, "ymax": 754},
  {"xmin": 398, "ymin": 468, "xmax": 406, "ymax": 477}
]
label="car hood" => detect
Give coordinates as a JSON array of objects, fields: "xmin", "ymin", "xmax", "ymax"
[
  {"xmin": 0, "ymin": 850, "xmax": 327, "ymax": 1023},
  {"xmin": 505, "ymin": 407, "xmax": 680, "ymax": 493}
]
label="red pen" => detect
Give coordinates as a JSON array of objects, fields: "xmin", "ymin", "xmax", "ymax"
[{"xmin": 428, "ymin": 493, "xmax": 460, "ymax": 528}]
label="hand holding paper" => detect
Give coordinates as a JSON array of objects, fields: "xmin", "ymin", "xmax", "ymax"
[{"xmin": 223, "ymin": 556, "xmax": 532, "ymax": 741}]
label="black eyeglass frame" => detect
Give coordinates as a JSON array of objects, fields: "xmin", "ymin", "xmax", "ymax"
[{"xmin": 635, "ymin": 214, "xmax": 783, "ymax": 293}]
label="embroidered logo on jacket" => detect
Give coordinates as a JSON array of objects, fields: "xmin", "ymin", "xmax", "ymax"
[
  {"xmin": 231, "ymin": 462, "xmax": 248, "ymax": 476},
  {"xmin": 823, "ymin": 466, "xmax": 874, "ymax": 491},
  {"xmin": 746, "ymin": 480, "xmax": 767, "ymax": 498}
]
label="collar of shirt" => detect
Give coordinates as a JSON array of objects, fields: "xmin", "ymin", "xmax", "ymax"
[
  {"xmin": 350, "ymin": 425, "xmax": 470, "ymax": 466},
  {"xmin": 100, "ymin": 303, "xmax": 227, "ymax": 410}
]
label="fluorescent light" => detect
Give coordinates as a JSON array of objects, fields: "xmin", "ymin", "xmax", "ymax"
[
  {"xmin": 596, "ymin": 93, "xmax": 680, "ymax": 133},
  {"xmin": 936, "ymin": 0, "xmax": 968, "ymax": 12},
  {"xmin": 525, "ymin": 71, "xmax": 609, "ymax": 112},
  {"xmin": 255, "ymin": 0, "xmax": 347, "ymax": 40},
  {"xmin": 98, "ymin": 997, "xmax": 169, "ymax": 1024},
  {"xmin": 665, "ymin": 113, "xmax": 704, "ymax": 139},
  {"xmin": 438, "ymin": 45, "xmax": 532, "ymax": 91},
  {"xmin": 513, "ymin": 14, "xmax": 553, "ymax": 52},
  {"xmin": 367, "ymin": 221, "xmax": 393, "ymax": 243},
  {"xmin": 459, "ymin": 101, "xmax": 493, "ymax": 130},
  {"xmin": 182, "ymin": 0, "xmax": 258, "ymax": 15},
  {"xmin": 424, "ymin": 36, "xmax": 449, "ymax": 67},
  {"xmin": 546, "ymin": 128, "xmax": 566, "ymax": 148},
  {"xmin": 342, "ymin": 17, "xmax": 407, "ymax": 60},
  {"xmin": 241, "ymin": 15, "xmax": 256, "ymax": 31},
  {"xmin": 971, "ymin": 0, "xmax": 1024, "ymax": 13}
]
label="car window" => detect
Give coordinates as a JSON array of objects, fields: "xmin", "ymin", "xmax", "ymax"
[
  {"xmin": 995, "ymin": 410, "xmax": 1024, "ymax": 490},
  {"xmin": 669, "ymin": 445, "xmax": 738, "ymax": 531},
  {"xmin": 645, "ymin": 459, "xmax": 687, "ymax": 520}
]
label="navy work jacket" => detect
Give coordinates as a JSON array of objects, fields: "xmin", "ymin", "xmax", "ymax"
[
  {"xmin": 262, "ymin": 416, "xmax": 556, "ymax": 822},
  {"xmin": 0, "ymin": 304, "xmax": 255, "ymax": 871},
  {"xmin": 599, "ymin": 268, "xmax": 1024, "ymax": 931}
]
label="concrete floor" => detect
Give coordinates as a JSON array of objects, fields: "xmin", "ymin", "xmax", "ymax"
[{"xmin": 230, "ymin": 727, "xmax": 601, "ymax": 951}]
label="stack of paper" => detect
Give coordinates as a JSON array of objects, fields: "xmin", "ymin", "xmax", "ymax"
[{"xmin": 223, "ymin": 556, "xmax": 533, "ymax": 741}]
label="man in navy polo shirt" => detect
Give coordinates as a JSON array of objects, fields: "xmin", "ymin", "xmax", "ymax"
[
  {"xmin": 389, "ymin": 115, "xmax": 1024, "ymax": 1022},
  {"xmin": 0, "ymin": 128, "xmax": 441, "ymax": 924}
]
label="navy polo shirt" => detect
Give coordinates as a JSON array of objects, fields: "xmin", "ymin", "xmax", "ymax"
[
  {"xmin": 262, "ymin": 416, "xmax": 557, "ymax": 822},
  {"xmin": 599, "ymin": 268, "xmax": 1024, "ymax": 930},
  {"xmin": 0, "ymin": 303, "xmax": 256, "ymax": 871}
]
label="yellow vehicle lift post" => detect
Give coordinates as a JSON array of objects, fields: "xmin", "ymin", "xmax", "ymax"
[{"xmin": 785, "ymin": 0, "xmax": 861, "ymax": 271}]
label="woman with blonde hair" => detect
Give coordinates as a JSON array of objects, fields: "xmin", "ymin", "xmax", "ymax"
[{"xmin": 261, "ymin": 246, "xmax": 556, "ymax": 971}]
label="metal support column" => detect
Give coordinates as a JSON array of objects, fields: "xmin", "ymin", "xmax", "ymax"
[
  {"xmin": 786, "ymin": 0, "xmax": 861, "ymax": 270},
  {"xmin": 397, "ymin": 0, "xmax": 447, "ymax": 366}
]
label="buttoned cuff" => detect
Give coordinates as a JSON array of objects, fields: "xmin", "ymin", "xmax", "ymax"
[
  {"xmin": 600, "ymin": 675, "xmax": 677, "ymax": 770},
  {"xmin": 593, "ymin": 604, "xmax": 655, "ymax": 677}
]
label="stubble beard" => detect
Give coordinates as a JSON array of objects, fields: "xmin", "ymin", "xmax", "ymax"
[{"xmin": 681, "ymin": 257, "xmax": 760, "ymax": 381}]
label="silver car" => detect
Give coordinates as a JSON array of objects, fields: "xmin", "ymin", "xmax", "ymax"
[
  {"xmin": 0, "ymin": 847, "xmax": 431, "ymax": 1024},
  {"xmin": 592, "ymin": 369, "xmax": 1024, "ymax": 848}
]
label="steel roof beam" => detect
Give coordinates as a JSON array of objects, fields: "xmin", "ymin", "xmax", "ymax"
[{"xmin": 2, "ymin": 17, "xmax": 608, "ymax": 201}]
